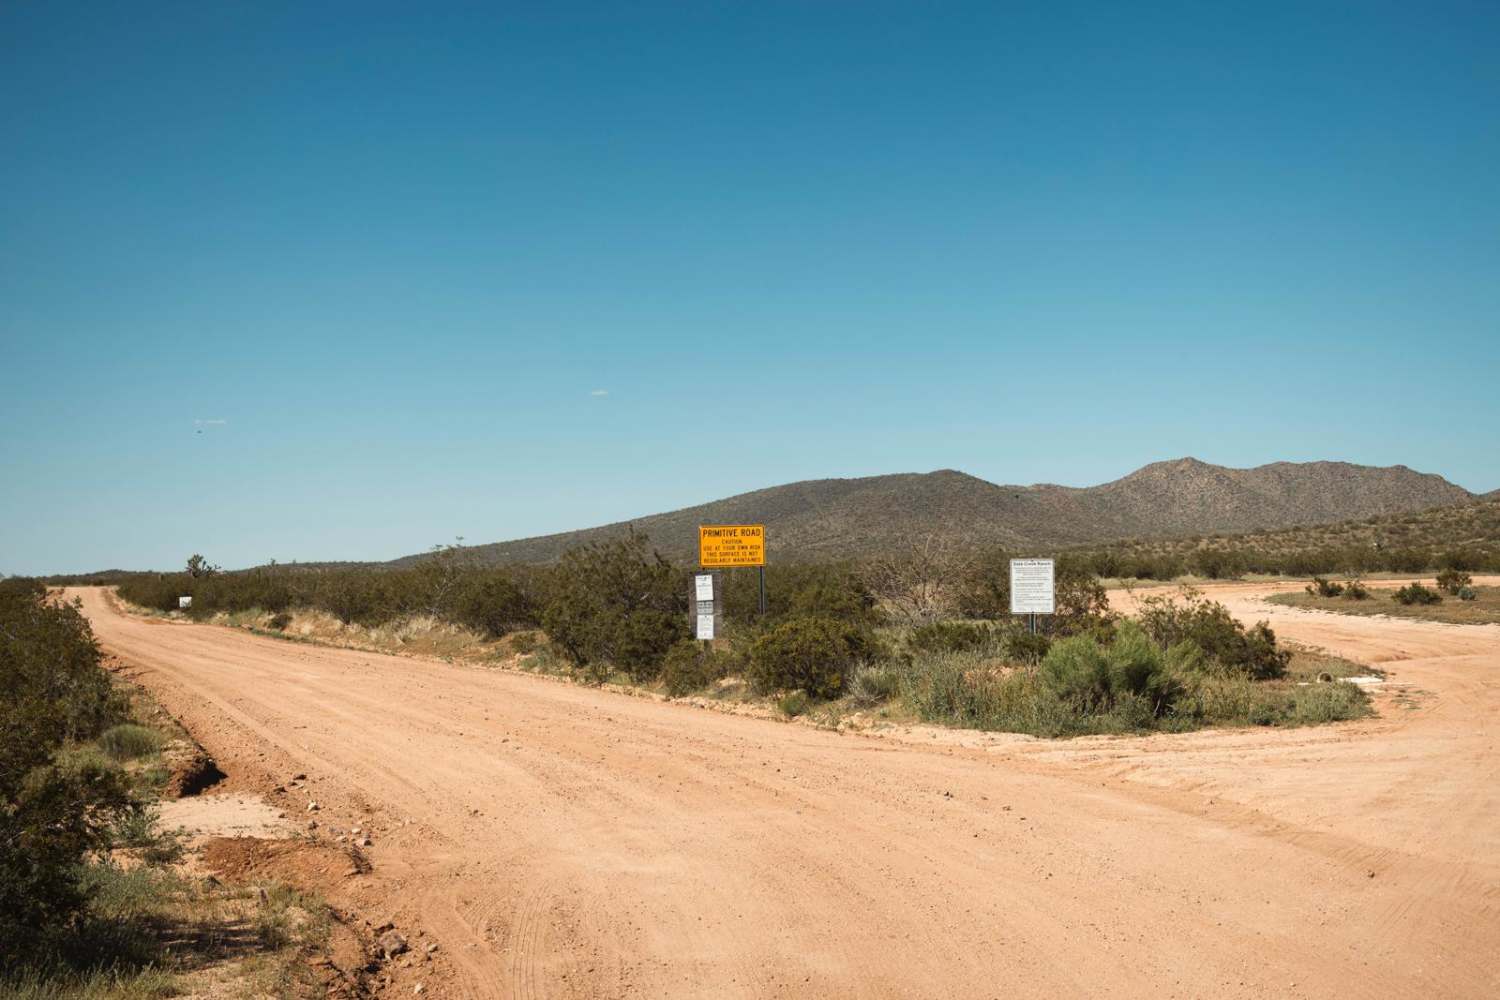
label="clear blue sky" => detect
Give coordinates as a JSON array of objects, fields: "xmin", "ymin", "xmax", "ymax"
[{"xmin": 3, "ymin": 1, "xmax": 1498, "ymax": 574}]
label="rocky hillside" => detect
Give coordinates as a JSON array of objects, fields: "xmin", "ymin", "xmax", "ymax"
[{"xmin": 393, "ymin": 458, "xmax": 1475, "ymax": 566}]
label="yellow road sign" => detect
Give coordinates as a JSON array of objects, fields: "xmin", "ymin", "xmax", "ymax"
[{"xmin": 699, "ymin": 524, "xmax": 766, "ymax": 567}]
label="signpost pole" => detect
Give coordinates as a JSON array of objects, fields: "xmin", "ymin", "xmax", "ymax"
[{"xmin": 758, "ymin": 566, "xmax": 767, "ymax": 616}]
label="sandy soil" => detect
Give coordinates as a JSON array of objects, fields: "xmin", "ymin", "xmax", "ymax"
[{"xmin": 69, "ymin": 583, "xmax": 1500, "ymax": 1000}]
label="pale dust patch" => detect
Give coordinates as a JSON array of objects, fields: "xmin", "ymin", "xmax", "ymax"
[{"xmin": 161, "ymin": 792, "xmax": 298, "ymax": 841}]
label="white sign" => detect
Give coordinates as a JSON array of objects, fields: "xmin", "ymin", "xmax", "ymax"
[
  {"xmin": 695, "ymin": 612, "xmax": 715, "ymax": 641},
  {"xmin": 695, "ymin": 574, "xmax": 714, "ymax": 601},
  {"xmin": 1009, "ymin": 559, "xmax": 1055, "ymax": 614},
  {"xmin": 178, "ymin": 595, "xmax": 193, "ymax": 609}
]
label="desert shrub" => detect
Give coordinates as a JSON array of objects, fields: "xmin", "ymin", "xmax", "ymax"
[
  {"xmin": 267, "ymin": 611, "xmax": 292, "ymax": 630},
  {"xmin": 1435, "ymin": 568, "xmax": 1472, "ymax": 595},
  {"xmin": 1387, "ymin": 548, "xmax": 1431, "ymax": 573},
  {"xmin": 747, "ymin": 616, "xmax": 880, "ymax": 699},
  {"xmin": 450, "ymin": 571, "xmax": 536, "ymax": 638},
  {"xmin": 1000, "ymin": 627, "xmax": 1051, "ymax": 664},
  {"xmin": 1176, "ymin": 673, "xmax": 1371, "ymax": 727},
  {"xmin": 1135, "ymin": 588, "xmax": 1289, "ymax": 679},
  {"xmin": 777, "ymin": 691, "xmax": 811, "ymax": 717},
  {"xmin": 1038, "ymin": 635, "xmax": 1113, "ymax": 713},
  {"xmin": 901, "ymin": 654, "xmax": 1056, "ymax": 733},
  {"xmin": 313, "ymin": 570, "xmax": 384, "ymax": 625},
  {"xmin": 1391, "ymin": 582, "xmax": 1442, "ymax": 606},
  {"xmin": 953, "ymin": 551, "xmax": 1113, "ymax": 636},
  {"xmin": 0, "ymin": 582, "xmax": 135, "ymax": 963},
  {"xmin": 1163, "ymin": 639, "xmax": 1208, "ymax": 674},
  {"xmin": 908, "ymin": 621, "xmax": 993, "ymax": 655},
  {"xmin": 1456, "ymin": 586, "xmax": 1477, "ymax": 602},
  {"xmin": 660, "ymin": 640, "xmax": 732, "ymax": 697},
  {"xmin": 1342, "ymin": 577, "xmax": 1370, "ymax": 600},
  {"xmin": 1189, "ymin": 548, "xmax": 1246, "ymax": 580},
  {"xmin": 1307, "ymin": 576, "xmax": 1344, "ymax": 598},
  {"xmin": 723, "ymin": 563, "xmax": 880, "ymax": 627},
  {"xmin": 1040, "ymin": 622, "xmax": 1184, "ymax": 717},
  {"xmin": 846, "ymin": 663, "xmax": 905, "ymax": 707},
  {"xmin": 97, "ymin": 725, "xmax": 161, "ymax": 762},
  {"xmin": 540, "ymin": 531, "xmax": 686, "ymax": 682}
]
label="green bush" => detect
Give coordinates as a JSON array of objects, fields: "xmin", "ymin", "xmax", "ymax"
[
  {"xmin": 1392, "ymin": 582, "xmax": 1442, "ymax": 606},
  {"xmin": 1307, "ymin": 576, "xmax": 1344, "ymax": 598},
  {"xmin": 1189, "ymin": 548, "xmax": 1246, "ymax": 580},
  {"xmin": 451, "ymin": 571, "xmax": 536, "ymax": 639},
  {"xmin": 267, "ymin": 611, "xmax": 292, "ymax": 630},
  {"xmin": 777, "ymin": 691, "xmax": 811, "ymax": 717},
  {"xmin": 1456, "ymin": 586, "xmax": 1477, "ymax": 602},
  {"xmin": 846, "ymin": 663, "xmax": 905, "ymax": 707},
  {"xmin": 1039, "ymin": 622, "xmax": 1184, "ymax": 717},
  {"xmin": 1435, "ymin": 568, "xmax": 1472, "ymax": 595},
  {"xmin": 1038, "ymin": 635, "xmax": 1113, "ymax": 712},
  {"xmin": 1135, "ymin": 588, "xmax": 1288, "ymax": 679},
  {"xmin": 660, "ymin": 640, "xmax": 732, "ymax": 697},
  {"xmin": 747, "ymin": 617, "xmax": 879, "ymax": 699},
  {"xmin": 1342, "ymin": 577, "xmax": 1371, "ymax": 600},
  {"xmin": 540, "ymin": 531, "xmax": 686, "ymax": 682},
  {"xmin": 1001, "ymin": 628, "xmax": 1052, "ymax": 664},
  {"xmin": 0, "ymin": 581, "xmax": 135, "ymax": 964},
  {"xmin": 902, "ymin": 655, "xmax": 1078, "ymax": 736},
  {"xmin": 97, "ymin": 725, "xmax": 161, "ymax": 762},
  {"xmin": 723, "ymin": 563, "xmax": 881, "ymax": 627},
  {"xmin": 907, "ymin": 621, "xmax": 993, "ymax": 655}
]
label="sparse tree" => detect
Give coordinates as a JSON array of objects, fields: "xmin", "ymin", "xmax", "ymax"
[
  {"xmin": 185, "ymin": 553, "xmax": 219, "ymax": 578},
  {"xmin": 864, "ymin": 534, "xmax": 971, "ymax": 626}
]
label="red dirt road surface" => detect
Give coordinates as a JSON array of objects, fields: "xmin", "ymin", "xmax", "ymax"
[{"xmin": 71, "ymin": 583, "xmax": 1500, "ymax": 999}]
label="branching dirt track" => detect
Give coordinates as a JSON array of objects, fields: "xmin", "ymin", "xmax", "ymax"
[{"xmin": 71, "ymin": 583, "xmax": 1499, "ymax": 999}]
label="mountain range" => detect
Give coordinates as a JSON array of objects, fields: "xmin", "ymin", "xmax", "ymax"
[{"xmin": 393, "ymin": 458, "xmax": 1479, "ymax": 566}]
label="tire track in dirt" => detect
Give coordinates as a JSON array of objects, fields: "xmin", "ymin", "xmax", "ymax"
[{"xmin": 71, "ymin": 584, "xmax": 1500, "ymax": 999}]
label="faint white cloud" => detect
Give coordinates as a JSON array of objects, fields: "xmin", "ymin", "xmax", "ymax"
[
  {"xmin": 589, "ymin": 389, "xmax": 609, "ymax": 397},
  {"xmin": 194, "ymin": 418, "xmax": 228, "ymax": 425}
]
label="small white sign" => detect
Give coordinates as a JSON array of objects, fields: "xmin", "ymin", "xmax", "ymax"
[
  {"xmin": 178, "ymin": 595, "xmax": 193, "ymax": 609},
  {"xmin": 695, "ymin": 573, "xmax": 714, "ymax": 602},
  {"xmin": 695, "ymin": 612, "xmax": 715, "ymax": 641},
  {"xmin": 1009, "ymin": 558, "xmax": 1055, "ymax": 615}
]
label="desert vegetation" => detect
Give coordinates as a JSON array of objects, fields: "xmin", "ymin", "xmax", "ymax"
[
  {"xmin": 1070, "ymin": 497, "xmax": 1500, "ymax": 581},
  {"xmin": 0, "ymin": 580, "xmax": 332, "ymax": 997},
  {"xmin": 102, "ymin": 534, "xmax": 1373, "ymax": 740},
  {"xmin": 1269, "ymin": 582, "xmax": 1500, "ymax": 626}
]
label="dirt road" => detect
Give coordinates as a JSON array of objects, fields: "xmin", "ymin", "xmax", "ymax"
[{"xmin": 71, "ymin": 584, "xmax": 1499, "ymax": 999}]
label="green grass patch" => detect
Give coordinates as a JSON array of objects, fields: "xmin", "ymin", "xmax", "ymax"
[
  {"xmin": 97, "ymin": 725, "xmax": 162, "ymax": 762},
  {"xmin": 891, "ymin": 649, "xmax": 1372, "ymax": 738}
]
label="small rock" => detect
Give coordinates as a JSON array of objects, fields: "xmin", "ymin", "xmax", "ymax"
[
  {"xmin": 378, "ymin": 930, "xmax": 408, "ymax": 958},
  {"xmin": 351, "ymin": 826, "xmax": 362, "ymax": 835},
  {"xmin": 361, "ymin": 836, "xmax": 373, "ymax": 847},
  {"xmin": 307, "ymin": 819, "xmax": 319, "ymax": 830},
  {"xmin": 414, "ymin": 985, "xmax": 425, "ymax": 995},
  {"xmin": 424, "ymin": 942, "xmax": 439, "ymax": 954},
  {"xmin": 307, "ymin": 801, "xmax": 320, "ymax": 812},
  {"xmin": 292, "ymin": 772, "xmax": 307, "ymax": 781}
]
